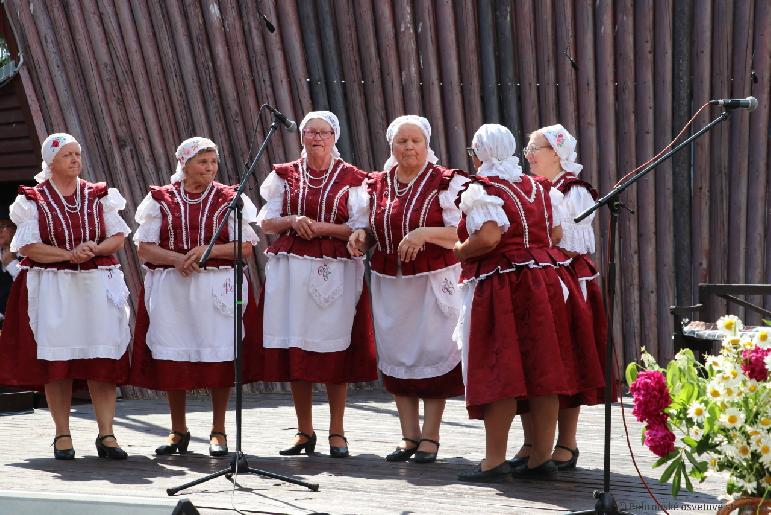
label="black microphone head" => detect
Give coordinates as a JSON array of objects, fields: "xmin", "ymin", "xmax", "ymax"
[
  {"xmin": 260, "ymin": 13, "xmax": 275, "ymax": 33},
  {"xmin": 747, "ymin": 96, "xmax": 758, "ymax": 111},
  {"xmin": 286, "ymin": 120, "xmax": 297, "ymax": 132}
]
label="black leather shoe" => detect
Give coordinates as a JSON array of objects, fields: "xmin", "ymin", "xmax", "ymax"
[
  {"xmin": 412, "ymin": 438, "xmax": 440, "ymax": 464},
  {"xmin": 279, "ymin": 431, "xmax": 316, "ymax": 456},
  {"xmin": 552, "ymin": 445, "xmax": 579, "ymax": 470},
  {"xmin": 328, "ymin": 433, "xmax": 349, "ymax": 458},
  {"xmin": 155, "ymin": 430, "xmax": 191, "ymax": 456},
  {"xmin": 209, "ymin": 431, "xmax": 228, "ymax": 457},
  {"xmin": 458, "ymin": 461, "xmax": 512, "ymax": 483},
  {"xmin": 510, "ymin": 459, "xmax": 558, "ymax": 479},
  {"xmin": 95, "ymin": 434, "xmax": 128, "ymax": 460},
  {"xmin": 506, "ymin": 443, "xmax": 531, "ymax": 468},
  {"xmin": 385, "ymin": 437, "xmax": 419, "ymax": 462},
  {"xmin": 52, "ymin": 434, "xmax": 75, "ymax": 460}
]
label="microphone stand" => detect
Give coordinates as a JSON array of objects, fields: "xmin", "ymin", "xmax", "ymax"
[
  {"xmin": 567, "ymin": 109, "xmax": 732, "ymax": 514},
  {"xmin": 167, "ymin": 116, "xmax": 319, "ymax": 495}
]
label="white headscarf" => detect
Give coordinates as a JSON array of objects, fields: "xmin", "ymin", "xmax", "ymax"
[
  {"xmin": 383, "ymin": 115, "xmax": 439, "ymax": 171},
  {"xmin": 36, "ymin": 133, "xmax": 80, "ymax": 183},
  {"xmin": 170, "ymin": 137, "xmax": 218, "ymax": 183},
  {"xmin": 299, "ymin": 111, "xmax": 341, "ymax": 159},
  {"xmin": 471, "ymin": 124, "xmax": 523, "ymax": 182},
  {"xmin": 540, "ymin": 124, "xmax": 583, "ymax": 175}
]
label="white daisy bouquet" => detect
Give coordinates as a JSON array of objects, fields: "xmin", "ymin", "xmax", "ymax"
[{"xmin": 626, "ymin": 315, "xmax": 771, "ymax": 499}]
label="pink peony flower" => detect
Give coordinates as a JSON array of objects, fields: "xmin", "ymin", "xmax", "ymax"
[
  {"xmin": 742, "ymin": 347, "xmax": 771, "ymax": 382},
  {"xmin": 644, "ymin": 419, "xmax": 676, "ymax": 457},
  {"xmin": 630, "ymin": 370, "xmax": 672, "ymax": 422}
]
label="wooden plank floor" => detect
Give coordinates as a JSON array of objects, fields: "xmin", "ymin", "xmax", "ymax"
[{"xmin": 0, "ymin": 391, "xmax": 726, "ymax": 514}]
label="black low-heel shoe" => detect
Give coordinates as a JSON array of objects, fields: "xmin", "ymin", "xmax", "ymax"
[
  {"xmin": 155, "ymin": 430, "xmax": 191, "ymax": 456},
  {"xmin": 209, "ymin": 431, "xmax": 228, "ymax": 457},
  {"xmin": 52, "ymin": 434, "xmax": 75, "ymax": 460},
  {"xmin": 552, "ymin": 445, "xmax": 579, "ymax": 470},
  {"xmin": 95, "ymin": 434, "xmax": 128, "ymax": 460},
  {"xmin": 506, "ymin": 442, "xmax": 531, "ymax": 468},
  {"xmin": 279, "ymin": 431, "xmax": 316, "ymax": 456},
  {"xmin": 510, "ymin": 459, "xmax": 558, "ymax": 479},
  {"xmin": 458, "ymin": 461, "xmax": 512, "ymax": 483},
  {"xmin": 328, "ymin": 433, "xmax": 349, "ymax": 458},
  {"xmin": 385, "ymin": 437, "xmax": 419, "ymax": 462},
  {"xmin": 412, "ymin": 438, "xmax": 440, "ymax": 464}
]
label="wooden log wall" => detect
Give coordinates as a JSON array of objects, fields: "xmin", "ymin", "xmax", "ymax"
[{"xmin": 3, "ymin": 0, "xmax": 770, "ymax": 379}]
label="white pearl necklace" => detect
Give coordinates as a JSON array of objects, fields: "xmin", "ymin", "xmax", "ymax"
[
  {"xmin": 302, "ymin": 158, "xmax": 335, "ymax": 189},
  {"xmin": 49, "ymin": 179, "xmax": 81, "ymax": 213},
  {"xmin": 180, "ymin": 180, "xmax": 213, "ymax": 204},
  {"xmin": 393, "ymin": 163, "xmax": 427, "ymax": 197}
]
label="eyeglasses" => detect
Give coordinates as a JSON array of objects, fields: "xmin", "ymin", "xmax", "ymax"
[
  {"xmin": 302, "ymin": 130, "xmax": 335, "ymax": 140},
  {"xmin": 466, "ymin": 147, "xmax": 476, "ymax": 158},
  {"xmin": 523, "ymin": 144, "xmax": 548, "ymax": 157}
]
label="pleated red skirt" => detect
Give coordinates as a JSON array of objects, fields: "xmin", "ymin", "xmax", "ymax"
[
  {"xmin": 0, "ymin": 271, "xmax": 129, "ymax": 390},
  {"xmin": 465, "ymin": 266, "xmax": 605, "ymax": 420},
  {"xmin": 128, "ymin": 282, "xmax": 262, "ymax": 390},
  {"xmin": 254, "ymin": 284, "xmax": 378, "ymax": 384},
  {"xmin": 382, "ymin": 363, "xmax": 464, "ymax": 399}
]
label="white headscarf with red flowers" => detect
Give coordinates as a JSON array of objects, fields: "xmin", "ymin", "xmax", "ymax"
[
  {"xmin": 36, "ymin": 133, "xmax": 80, "ymax": 183},
  {"xmin": 170, "ymin": 137, "xmax": 218, "ymax": 183},
  {"xmin": 384, "ymin": 115, "xmax": 438, "ymax": 171},
  {"xmin": 299, "ymin": 111, "xmax": 341, "ymax": 159},
  {"xmin": 541, "ymin": 124, "xmax": 583, "ymax": 175}
]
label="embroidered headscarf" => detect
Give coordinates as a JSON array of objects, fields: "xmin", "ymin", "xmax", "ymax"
[
  {"xmin": 471, "ymin": 124, "xmax": 523, "ymax": 182},
  {"xmin": 383, "ymin": 115, "xmax": 439, "ymax": 171},
  {"xmin": 170, "ymin": 137, "xmax": 218, "ymax": 183},
  {"xmin": 36, "ymin": 133, "xmax": 80, "ymax": 183},
  {"xmin": 540, "ymin": 124, "xmax": 583, "ymax": 175},
  {"xmin": 299, "ymin": 111, "xmax": 341, "ymax": 159}
]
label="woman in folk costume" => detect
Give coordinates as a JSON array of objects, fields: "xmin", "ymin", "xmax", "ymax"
[
  {"xmin": 348, "ymin": 115, "xmax": 469, "ymax": 464},
  {"xmin": 453, "ymin": 124, "xmax": 603, "ymax": 482},
  {"xmin": 129, "ymin": 137, "xmax": 261, "ymax": 457},
  {"xmin": 256, "ymin": 111, "xmax": 377, "ymax": 458},
  {"xmin": 515, "ymin": 123, "xmax": 613, "ymax": 471},
  {"xmin": 0, "ymin": 133, "xmax": 132, "ymax": 460}
]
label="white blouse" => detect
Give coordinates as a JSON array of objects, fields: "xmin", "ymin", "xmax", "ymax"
[{"xmin": 552, "ymin": 184, "xmax": 596, "ymax": 254}]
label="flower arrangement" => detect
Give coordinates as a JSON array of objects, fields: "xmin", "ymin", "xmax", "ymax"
[{"xmin": 626, "ymin": 315, "xmax": 771, "ymax": 500}]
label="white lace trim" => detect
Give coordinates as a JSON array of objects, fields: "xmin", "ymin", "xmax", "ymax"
[
  {"xmin": 370, "ymin": 263, "xmax": 460, "ymax": 280},
  {"xmin": 465, "ymin": 204, "xmax": 510, "ymax": 234},
  {"xmin": 256, "ymin": 171, "xmax": 286, "ymax": 224},
  {"xmin": 345, "ymin": 184, "xmax": 370, "ymax": 230},
  {"xmin": 549, "ymin": 188, "xmax": 564, "ymax": 226},
  {"xmin": 378, "ymin": 351, "xmax": 461, "ymax": 380},
  {"xmin": 438, "ymin": 174, "xmax": 470, "ymax": 227},
  {"xmin": 265, "ymin": 251, "xmax": 364, "ymax": 263},
  {"xmin": 559, "ymin": 221, "xmax": 596, "ymax": 254},
  {"xmin": 459, "ymin": 258, "xmax": 574, "ymax": 286}
]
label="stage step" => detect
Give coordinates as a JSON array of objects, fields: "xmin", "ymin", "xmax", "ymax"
[
  {"xmin": 0, "ymin": 388, "xmax": 34, "ymax": 413},
  {"xmin": 0, "ymin": 490, "xmax": 199, "ymax": 515}
]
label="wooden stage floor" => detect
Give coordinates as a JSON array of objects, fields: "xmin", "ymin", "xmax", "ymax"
[{"xmin": 0, "ymin": 390, "xmax": 726, "ymax": 514}]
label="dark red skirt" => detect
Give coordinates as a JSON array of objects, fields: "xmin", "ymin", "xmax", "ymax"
[
  {"xmin": 254, "ymin": 283, "xmax": 378, "ymax": 384},
  {"xmin": 0, "ymin": 270, "xmax": 129, "ymax": 389},
  {"xmin": 465, "ymin": 266, "xmax": 605, "ymax": 420},
  {"xmin": 382, "ymin": 363, "xmax": 464, "ymax": 399},
  {"xmin": 128, "ymin": 282, "xmax": 262, "ymax": 390}
]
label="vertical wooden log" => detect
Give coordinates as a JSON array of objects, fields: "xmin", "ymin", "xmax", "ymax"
[
  {"xmin": 534, "ymin": 0, "xmax": 558, "ymax": 125},
  {"xmin": 654, "ymin": 0, "xmax": 675, "ymax": 361},
  {"xmin": 478, "ymin": 0, "xmax": 500, "ymax": 123},
  {"xmin": 512, "ymin": 0, "xmax": 537, "ymax": 139},
  {"xmin": 373, "ymin": 1, "xmax": 405, "ymax": 122},
  {"xmin": 554, "ymin": 0, "xmax": 578, "ymax": 135},
  {"xmin": 435, "ymin": 0, "xmax": 466, "ymax": 170},
  {"xmin": 415, "ymin": 0, "xmax": 447, "ymax": 164},
  {"xmin": 296, "ymin": 0, "xmax": 330, "ymax": 109},
  {"xmin": 634, "ymin": 0, "xmax": 657, "ymax": 358},
  {"xmin": 496, "ymin": 0, "xmax": 521, "ymax": 144},
  {"xmin": 454, "ymin": 0, "xmax": 483, "ymax": 143},
  {"xmin": 333, "ymin": 0, "xmax": 374, "ymax": 170},
  {"xmin": 392, "ymin": 0, "xmax": 422, "ymax": 115},
  {"xmin": 727, "ymin": 0, "xmax": 755, "ymax": 320},
  {"xmin": 708, "ymin": 0, "xmax": 733, "ymax": 319},
  {"xmin": 316, "ymin": 0, "xmax": 354, "ymax": 162},
  {"xmin": 275, "ymin": 0, "xmax": 313, "ymax": 117},
  {"xmin": 594, "ymin": 0, "xmax": 622, "ymax": 362}
]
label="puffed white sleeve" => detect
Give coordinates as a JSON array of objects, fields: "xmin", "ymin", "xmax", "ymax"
[
  {"xmin": 255, "ymin": 171, "xmax": 287, "ymax": 226},
  {"xmin": 345, "ymin": 184, "xmax": 370, "ymax": 230},
  {"xmin": 5, "ymin": 259, "xmax": 20, "ymax": 279},
  {"xmin": 549, "ymin": 188, "xmax": 565, "ymax": 227},
  {"xmin": 9, "ymin": 195, "xmax": 41, "ymax": 253},
  {"xmin": 228, "ymin": 194, "xmax": 260, "ymax": 245},
  {"xmin": 438, "ymin": 174, "xmax": 471, "ymax": 227},
  {"xmin": 459, "ymin": 183, "xmax": 510, "ymax": 234},
  {"xmin": 133, "ymin": 193, "xmax": 162, "ymax": 245},
  {"xmin": 100, "ymin": 188, "xmax": 132, "ymax": 237},
  {"xmin": 556, "ymin": 186, "xmax": 596, "ymax": 254}
]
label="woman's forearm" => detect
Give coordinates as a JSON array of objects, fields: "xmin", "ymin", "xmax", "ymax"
[
  {"xmin": 420, "ymin": 226, "xmax": 459, "ymax": 250},
  {"xmin": 315, "ymin": 222, "xmax": 353, "ymax": 241},
  {"xmin": 261, "ymin": 216, "xmax": 296, "ymax": 235},
  {"xmin": 454, "ymin": 222, "xmax": 501, "ymax": 261},
  {"xmin": 20, "ymin": 243, "xmax": 72, "ymax": 263},
  {"xmin": 94, "ymin": 234, "xmax": 125, "ymax": 256},
  {"xmin": 137, "ymin": 243, "xmax": 182, "ymax": 266}
]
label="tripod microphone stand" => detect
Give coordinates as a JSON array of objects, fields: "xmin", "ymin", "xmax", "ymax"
[
  {"xmin": 567, "ymin": 109, "xmax": 732, "ymax": 514},
  {"xmin": 167, "ymin": 115, "xmax": 319, "ymax": 495}
]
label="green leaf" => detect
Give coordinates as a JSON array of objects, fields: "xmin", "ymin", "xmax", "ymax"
[
  {"xmin": 666, "ymin": 361, "xmax": 681, "ymax": 389},
  {"xmin": 695, "ymin": 434, "xmax": 711, "ymax": 454},
  {"xmin": 653, "ymin": 450, "xmax": 679, "ymax": 468},
  {"xmin": 660, "ymin": 456, "xmax": 682, "ymax": 483},
  {"xmin": 683, "ymin": 466, "xmax": 694, "ymax": 492},
  {"xmin": 684, "ymin": 449, "xmax": 707, "ymax": 472},
  {"xmin": 671, "ymin": 462, "xmax": 683, "ymax": 497},
  {"xmin": 677, "ymin": 383, "xmax": 695, "ymax": 405},
  {"xmin": 625, "ymin": 362, "xmax": 639, "ymax": 386},
  {"xmin": 682, "ymin": 436, "xmax": 698, "ymax": 449}
]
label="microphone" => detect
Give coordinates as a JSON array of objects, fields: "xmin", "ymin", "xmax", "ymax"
[
  {"xmin": 265, "ymin": 105, "xmax": 297, "ymax": 131},
  {"xmin": 259, "ymin": 12, "xmax": 275, "ymax": 33},
  {"xmin": 710, "ymin": 96, "xmax": 758, "ymax": 110}
]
